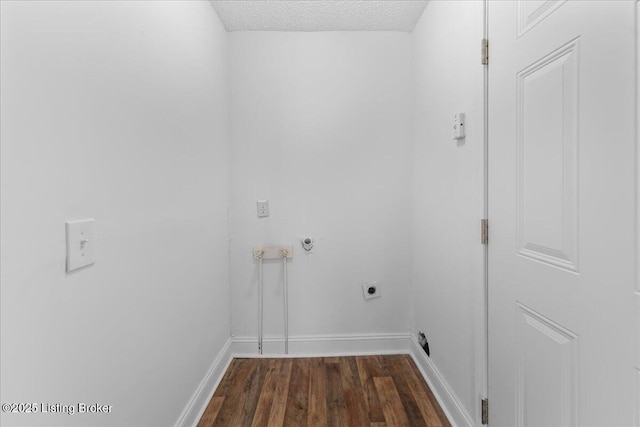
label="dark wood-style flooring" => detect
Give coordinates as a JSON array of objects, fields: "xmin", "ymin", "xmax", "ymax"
[{"xmin": 197, "ymin": 354, "xmax": 451, "ymax": 427}]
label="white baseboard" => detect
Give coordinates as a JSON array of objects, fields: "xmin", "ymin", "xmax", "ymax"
[
  {"xmin": 409, "ymin": 337, "xmax": 475, "ymax": 427},
  {"xmin": 230, "ymin": 333, "xmax": 412, "ymax": 357},
  {"xmin": 174, "ymin": 338, "xmax": 233, "ymax": 427}
]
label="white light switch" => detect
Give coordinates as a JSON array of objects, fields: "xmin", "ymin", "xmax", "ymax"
[{"xmin": 66, "ymin": 219, "xmax": 96, "ymax": 272}]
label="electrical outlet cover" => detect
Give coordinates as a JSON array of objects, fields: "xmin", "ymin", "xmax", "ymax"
[{"xmin": 257, "ymin": 200, "xmax": 270, "ymax": 217}]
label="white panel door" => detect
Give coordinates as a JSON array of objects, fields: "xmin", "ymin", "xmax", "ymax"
[{"xmin": 488, "ymin": 1, "xmax": 637, "ymax": 426}]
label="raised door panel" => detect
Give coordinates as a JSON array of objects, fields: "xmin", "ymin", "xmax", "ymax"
[
  {"xmin": 518, "ymin": 0, "xmax": 567, "ymax": 37},
  {"xmin": 516, "ymin": 39, "xmax": 579, "ymax": 272},
  {"xmin": 516, "ymin": 304, "xmax": 578, "ymax": 427}
]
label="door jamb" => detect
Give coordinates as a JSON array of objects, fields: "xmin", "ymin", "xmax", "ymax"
[{"xmin": 482, "ymin": 0, "xmax": 490, "ymax": 424}]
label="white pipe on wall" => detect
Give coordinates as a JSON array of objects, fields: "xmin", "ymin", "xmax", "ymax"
[
  {"xmin": 253, "ymin": 245, "xmax": 292, "ymax": 355},
  {"xmin": 259, "ymin": 257, "xmax": 263, "ymax": 354},
  {"xmin": 283, "ymin": 254, "xmax": 289, "ymax": 354},
  {"xmin": 254, "ymin": 249, "xmax": 264, "ymax": 355}
]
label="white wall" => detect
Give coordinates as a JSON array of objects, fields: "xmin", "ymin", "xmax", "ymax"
[
  {"xmin": 228, "ymin": 32, "xmax": 413, "ymax": 345},
  {"xmin": 0, "ymin": 2, "xmax": 230, "ymax": 426},
  {"xmin": 411, "ymin": 1, "xmax": 485, "ymax": 424}
]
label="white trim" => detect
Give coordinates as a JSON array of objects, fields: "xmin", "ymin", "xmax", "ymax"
[
  {"xmin": 409, "ymin": 337, "xmax": 474, "ymax": 427},
  {"xmin": 636, "ymin": 367, "xmax": 640, "ymax": 427},
  {"xmin": 174, "ymin": 338, "xmax": 233, "ymax": 427},
  {"xmin": 636, "ymin": 292, "xmax": 640, "ymax": 427},
  {"xmin": 231, "ymin": 332, "xmax": 412, "ymax": 358},
  {"xmin": 479, "ymin": 0, "xmax": 490, "ymax": 422},
  {"xmin": 634, "ymin": 0, "xmax": 640, "ymax": 427}
]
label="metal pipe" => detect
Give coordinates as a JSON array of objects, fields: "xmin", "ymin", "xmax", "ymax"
[
  {"xmin": 258, "ymin": 256, "xmax": 263, "ymax": 355},
  {"xmin": 283, "ymin": 256, "xmax": 288, "ymax": 354}
]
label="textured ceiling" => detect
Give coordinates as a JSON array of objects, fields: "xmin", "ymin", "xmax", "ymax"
[{"xmin": 209, "ymin": 1, "xmax": 429, "ymax": 32}]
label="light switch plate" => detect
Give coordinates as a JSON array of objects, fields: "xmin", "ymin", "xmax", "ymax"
[{"xmin": 66, "ymin": 219, "xmax": 95, "ymax": 272}]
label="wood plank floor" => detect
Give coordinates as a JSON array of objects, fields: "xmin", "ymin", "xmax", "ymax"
[{"xmin": 197, "ymin": 354, "xmax": 451, "ymax": 427}]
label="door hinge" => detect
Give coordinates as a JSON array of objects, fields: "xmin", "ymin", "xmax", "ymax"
[
  {"xmin": 481, "ymin": 38, "xmax": 489, "ymax": 65},
  {"xmin": 481, "ymin": 219, "xmax": 489, "ymax": 245},
  {"xmin": 481, "ymin": 398, "xmax": 489, "ymax": 424}
]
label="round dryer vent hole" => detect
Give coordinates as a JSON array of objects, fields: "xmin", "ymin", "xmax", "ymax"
[{"xmin": 362, "ymin": 282, "xmax": 381, "ymax": 300}]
